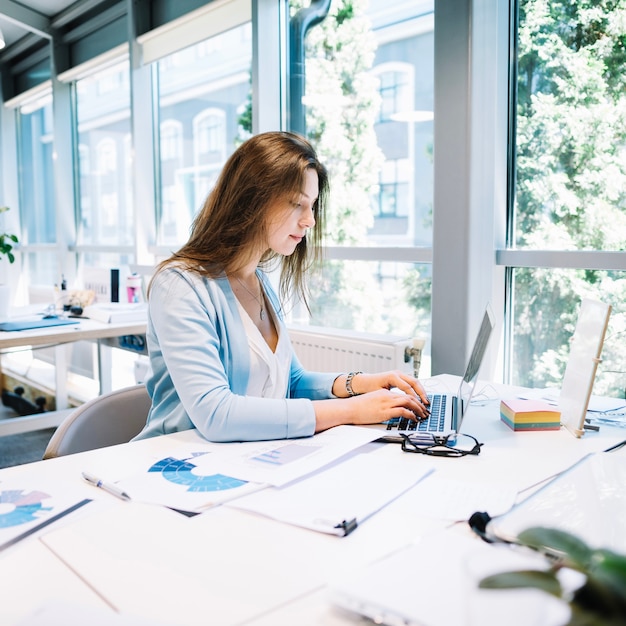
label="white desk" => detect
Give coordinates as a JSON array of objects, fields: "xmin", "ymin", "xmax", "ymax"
[
  {"xmin": 0, "ymin": 315, "xmax": 146, "ymax": 435},
  {"xmin": 0, "ymin": 377, "xmax": 624, "ymax": 626}
]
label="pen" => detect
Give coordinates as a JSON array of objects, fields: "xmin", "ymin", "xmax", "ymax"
[{"xmin": 82, "ymin": 471, "xmax": 131, "ymax": 501}]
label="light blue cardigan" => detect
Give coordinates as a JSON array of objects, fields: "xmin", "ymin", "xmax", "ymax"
[{"xmin": 133, "ymin": 266, "xmax": 339, "ymax": 442}]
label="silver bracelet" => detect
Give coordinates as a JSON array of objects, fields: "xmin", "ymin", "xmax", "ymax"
[{"xmin": 346, "ymin": 371, "xmax": 362, "ymax": 397}]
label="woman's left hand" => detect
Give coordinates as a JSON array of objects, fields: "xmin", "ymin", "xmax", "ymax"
[{"xmin": 348, "ymin": 370, "xmax": 429, "ymax": 406}]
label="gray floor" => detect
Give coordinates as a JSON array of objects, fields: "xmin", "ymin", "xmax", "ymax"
[{"xmin": 0, "ymin": 405, "xmax": 56, "ymax": 469}]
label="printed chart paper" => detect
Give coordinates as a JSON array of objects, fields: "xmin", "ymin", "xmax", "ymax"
[
  {"xmin": 192, "ymin": 425, "xmax": 383, "ymax": 486},
  {"xmin": 227, "ymin": 448, "xmax": 435, "ymax": 535},
  {"xmin": 114, "ymin": 450, "xmax": 266, "ymax": 513},
  {"xmin": 0, "ymin": 478, "xmax": 93, "ymax": 552}
]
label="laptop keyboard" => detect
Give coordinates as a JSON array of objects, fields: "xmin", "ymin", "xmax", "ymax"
[{"xmin": 385, "ymin": 394, "xmax": 447, "ymax": 432}]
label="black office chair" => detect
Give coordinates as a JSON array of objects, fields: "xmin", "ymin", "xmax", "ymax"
[{"xmin": 43, "ymin": 384, "xmax": 151, "ymax": 459}]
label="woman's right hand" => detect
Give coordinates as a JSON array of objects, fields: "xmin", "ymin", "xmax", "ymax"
[
  {"xmin": 313, "ymin": 388, "xmax": 429, "ymax": 433},
  {"xmin": 348, "ymin": 388, "xmax": 430, "ymax": 424}
]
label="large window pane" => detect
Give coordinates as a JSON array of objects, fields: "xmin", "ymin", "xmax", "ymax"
[
  {"xmin": 510, "ymin": 1, "xmax": 626, "ymax": 397},
  {"xmin": 24, "ymin": 251, "xmax": 59, "ymax": 291},
  {"xmin": 298, "ymin": 0, "xmax": 434, "ymax": 336},
  {"xmin": 155, "ymin": 25, "xmax": 252, "ymax": 246},
  {"xmin": 76, "ymin": 61, "xmax": 133, "ymax": 250},
  {"xmin": 17, "ymin": 95, "xmax": 56, "ymax": 246},
  {"xmin": 304, "ymin": 259, "xmax": 432, "ymax": 375},
  {"xmin": 302, "ymin": 0, "xmax": 434, "ymax": 249},
  {"xmin": 510, "ymin": 267, "xmax": 626, "ymax": 398},
  {"xmin": 514, "ymin": 1, "xmax": 626, "ymax": 251}
]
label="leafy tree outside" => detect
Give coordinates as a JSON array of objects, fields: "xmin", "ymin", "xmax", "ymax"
[{"xmin": 513, "ymin": 0, "xmax": 626, "ymax": 396}]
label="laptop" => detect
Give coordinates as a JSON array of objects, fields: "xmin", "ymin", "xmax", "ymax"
[
  {"xmin": 0, "ymin": 317, "xmax": 80, "ymax": 332},
  {"xmin": 329, "ymin": 526, "xmax": 565, "ymax": 626},
  {"xmin": 486, "ymin": 451, "xmax": 626, "ymax": 553},
  {"xmin": 368, "ymin": 304, "xmax": 495, "ymax": 443}
]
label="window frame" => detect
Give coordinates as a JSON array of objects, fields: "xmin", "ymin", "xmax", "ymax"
[{"xmin": 3, "ymin": 0, "xmax": 623, "ymax": 388}]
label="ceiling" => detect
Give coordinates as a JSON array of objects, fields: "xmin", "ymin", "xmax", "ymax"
[{"xmin": 0, "ymin": 1, "xmax": 92, "ymax": 50}]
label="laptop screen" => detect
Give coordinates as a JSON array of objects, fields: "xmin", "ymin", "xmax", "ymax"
[{"xmin": 456, "ymin": 304, "xmax": 495, "ymax": 424}]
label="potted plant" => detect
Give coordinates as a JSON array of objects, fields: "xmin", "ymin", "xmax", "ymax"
[
  {"xmin": 479, "ymin": 526, "xmax": 626, "ymax": 626},
  {"xmin": 0, "ymin": 206, "xmax": 19, "ymax": 263},
  {"xmin": 0, "ymin": 206, "xmax": 19, "ymax": 321}
]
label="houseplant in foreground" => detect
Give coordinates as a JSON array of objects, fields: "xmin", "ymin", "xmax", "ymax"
[{"xmin": 479, "ymin": 526, "xmax": 626, "ymax": 626}]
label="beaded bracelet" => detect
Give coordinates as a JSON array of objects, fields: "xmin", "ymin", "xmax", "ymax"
[{"xmin": 346, "ymin": 371, "xmax": 362, "ymax": 396}]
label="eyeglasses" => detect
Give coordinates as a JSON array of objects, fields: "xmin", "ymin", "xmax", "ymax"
[{"xmin": 400, "ymin": 433, "xmax": 483, "ymax": 457}]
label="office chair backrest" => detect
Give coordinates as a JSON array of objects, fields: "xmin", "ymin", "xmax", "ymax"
[{"xmin": 43, "ymin": 384, "xmax": 151, "ymax": 459}]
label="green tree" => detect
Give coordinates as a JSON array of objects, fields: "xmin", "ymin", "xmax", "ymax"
[
  {"xmin": 289, "ymin": 0, "xmax": 393, "ymax": 332},
  {"xmin": 514, "ymin": 0, "xmax": 626, "ymax": 393}
]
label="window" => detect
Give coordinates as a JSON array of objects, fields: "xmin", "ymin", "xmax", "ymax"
[
  {"xmin": 376, "ymin": 66, "xmax": 411, "ymax": 124},
  {"xmin": 373, "ymin": 158, "xmax": 410, "ymax": 219},
  {"xmin": 507, "ymin": 0, "xmax": 626, "ymax": 396},
  {"xmin": 75, "ymin": 61, "xmax": 133, "ymax": 252},
  {"xmin": 16, "ymin": 95, "xmax": 59, "ymax": 285},
  {"xmin": 195, "ymin": 109, "xmax": 226, "ymax": 158},
  {"xmin": 297, "ymin": 0, "xmax": 434, "ymax": 350},
  {"xmin": 10, "ymin": 0, "xmax": 623, "ymax": 389},
  {"xmin": 154, "ymin": 25, "xmax": 252, "ymax": 247},
  {"xmin": 17, "ymin": 95, "xmax": 55, "ymax": 246},
  {"xmin": 160, "ymin": 120, "xmax": 183, "ymax": 161}
]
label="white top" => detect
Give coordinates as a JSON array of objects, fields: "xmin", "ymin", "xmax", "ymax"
[{"xmin": 237, "ymin": 299, "xmax": 291, "ymax": 399}]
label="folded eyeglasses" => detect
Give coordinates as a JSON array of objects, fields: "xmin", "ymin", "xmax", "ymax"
[{"xmin": 400, "ymin": 432, "xmax": 483, "ymax": 457}]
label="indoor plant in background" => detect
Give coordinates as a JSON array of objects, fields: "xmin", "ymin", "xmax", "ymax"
[
  {"xmin": 479, "ymin": 526, "xmax": 626, "ymax": 626},
  {"xmin": 0, "ymin": 206, "xmax": 20, "ymax": 321}
]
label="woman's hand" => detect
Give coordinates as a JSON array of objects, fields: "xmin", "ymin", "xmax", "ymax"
[
  {"xmin": 348, "ymin": 370, "xmax": 429, "ymax": 405},
  {"xmin": 348, "ymin": 387, "xmax": 430, "ymax": 424},
  {"xmin": 317, "ymin": 370, "xmax": 430, "ymax": 432}
]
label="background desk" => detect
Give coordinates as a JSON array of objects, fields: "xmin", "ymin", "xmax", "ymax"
[
  {"xmin": 0, "ymin": 377, "xmax": 624, "ymax": 625},
  {"xmin": 0, "ymin": 317, "xmax": 147, "ymax": 436}
]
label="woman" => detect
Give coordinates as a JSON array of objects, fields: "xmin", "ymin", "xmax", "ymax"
[{"xmin": 134, "ymin": 131, "xmax": 429, "ymax": 442}]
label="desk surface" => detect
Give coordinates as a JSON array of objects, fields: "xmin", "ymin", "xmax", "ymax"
[
  {"xmin": 0, "ymin": 316, "xmax": 147, "ymax": 350},
  {"xmin": 0, "ymin": 310, "xmax": 147, "ymax": 428},
  {"xmin": 0, "ymin": 376, "xmax": 624, "ymax": 626}
]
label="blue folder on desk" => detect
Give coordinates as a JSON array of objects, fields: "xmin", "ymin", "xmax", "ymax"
[{"xmin": 0, "ymin": 317, "xmax": 80, "ymax": 332}]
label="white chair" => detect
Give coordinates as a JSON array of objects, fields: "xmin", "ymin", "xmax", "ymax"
[{"xmin": 43, "ymin": 384, "xmax": 151, "ymax": 459}]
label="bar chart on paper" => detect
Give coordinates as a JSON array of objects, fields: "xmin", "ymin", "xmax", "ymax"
[{"xmin": 252, "ymin": 443, "xmax": 322, "ymax": 466}]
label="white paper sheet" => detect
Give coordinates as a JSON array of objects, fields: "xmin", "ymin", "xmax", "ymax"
[
  {"xmin": 402, "ymin": 476, "xmax": 518, "ymax": 522},
  {"xmin": 113, "ymin": 450, "xmax": 267, "ymax": 513},
  {"xmin": 0, "ymin": 477, "xmax": 95, "ymax": 552},
  {"xmin": 17, "ymin": 599, "xmax": 173, "ymax": 626},
  {"xmin": 112, "ymin": 426, "xmax": 382, "ymax": 512},
  {"xmin": 39, "ymin": 502, "xmax": 390, "ymax": 626},
  {"xmin": 191, "ymin": 425, "xmax": 384, "ymax": 486},
  {"xmin": 227, "ymin": 448, "xmax": 435, "ymax": 535}
]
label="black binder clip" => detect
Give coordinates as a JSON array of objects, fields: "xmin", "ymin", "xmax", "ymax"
[{"xmin": 334, "ymin": 518, "xmax": 358, "ymax": 536}]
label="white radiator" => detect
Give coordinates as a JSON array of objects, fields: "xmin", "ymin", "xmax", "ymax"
[{"xmin": 288, "ymin": 325, "xmax": 413, "ymax": 374}]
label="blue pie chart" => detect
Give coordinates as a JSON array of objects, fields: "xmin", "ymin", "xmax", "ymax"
[
  {"xmin": 0, "ymin": 489, "xmax": 53, "ymax": 528},
  {"xmin": 149, "ymin": 457, "xmax": 247, "ymax": 492}
]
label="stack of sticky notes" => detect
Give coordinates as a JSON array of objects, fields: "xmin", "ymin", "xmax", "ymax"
[{"xmin": 500, "ymin": 398, "xmax": 561, "ymax": 431}]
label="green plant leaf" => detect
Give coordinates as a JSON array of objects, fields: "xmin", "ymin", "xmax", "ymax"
[
  {"xmin": 590, "ymin": 548, "xmax": 626, "ymax": 588},
  {"xmin": 479, "ymin": 569, "xmax": 563, "ymax": 598},
  {"xmin": 576, "ymin": 548, "xmax": 626, "ymax": 618},
  {"xmin": 518, "ymin": 527, "xmax": 593, "ymax": 569}
]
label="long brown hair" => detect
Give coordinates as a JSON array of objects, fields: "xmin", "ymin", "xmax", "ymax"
[{"xmin": 156, "ymin": 131, "xmax": 328, "ymax": 307}]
